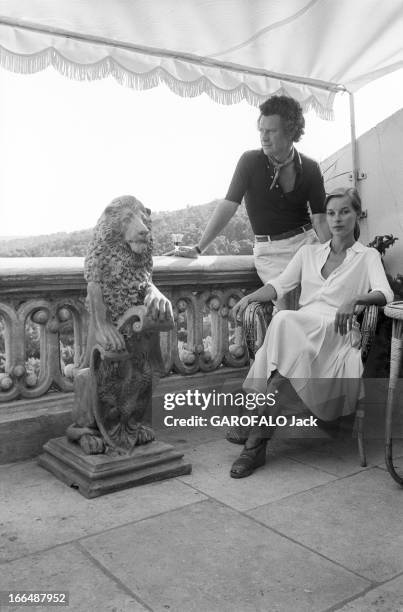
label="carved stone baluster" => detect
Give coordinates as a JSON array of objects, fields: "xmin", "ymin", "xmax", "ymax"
[
  {"xmin": 223, "ymin": 290, "xmax": 249, "ymax": 368},
  {"xmin": 188, "ymin": 293, "xmax": 203, "ymax": 367},
  {"xmin": 0, "ymin": 302, "xmax": 21, "ymax": 401},
  {"xmin": 52, "ymin": 301, "xmax": 87, "ymax": 391},
  {"xmin": 19, "ymin": 301, "xmax": 57, "ymax": 398},
  {"xmin": 199, "ymin": 291, "xmax": 226, "ymax": 372},
  {"xmin": 172, "ymin": 292, "xmax": 200, "ymax": 375}
]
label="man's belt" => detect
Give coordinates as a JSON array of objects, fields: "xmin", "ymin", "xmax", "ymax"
[{"xmin": 255, "ymin": 223, "xmax": 312, "ymax": 242}]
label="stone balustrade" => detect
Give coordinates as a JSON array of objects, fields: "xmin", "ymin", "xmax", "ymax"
[{"xmin": 0, "ymin": 256, "xmax": 263, "ymax": 404}]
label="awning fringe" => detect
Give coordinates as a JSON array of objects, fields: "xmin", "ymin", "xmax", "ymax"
[{"xmin": 0, "ymin": 45, "xmax": 334, "ymax": 119}]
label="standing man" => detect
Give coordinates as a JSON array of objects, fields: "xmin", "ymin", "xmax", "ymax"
[{"xmin": 172, "ymin": 95, "xmax": 331, "ymax": 309}]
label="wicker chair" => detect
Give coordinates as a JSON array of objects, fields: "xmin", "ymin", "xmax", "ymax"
[{"xmin": 241, "ymin": 301, "xmax": 379, "ymax": 467}]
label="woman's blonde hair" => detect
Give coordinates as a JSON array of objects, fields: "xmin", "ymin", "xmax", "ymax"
[{"xmin": 325, "ymin": 187, "xmax": 362, "ymax": 240}]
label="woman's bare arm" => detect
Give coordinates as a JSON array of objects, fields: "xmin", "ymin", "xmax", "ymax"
[{"xmin": 231, "ymin": 283, "xmax": 278, "ymax": 322}]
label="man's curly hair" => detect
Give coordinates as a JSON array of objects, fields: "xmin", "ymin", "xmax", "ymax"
[
  {"xmin": 85, "ymin": 195, "xmax": 153, "ymax": 328},
  {"xmin": 259, "ymin": 95, "xmax": 305, "ymax": 142}
]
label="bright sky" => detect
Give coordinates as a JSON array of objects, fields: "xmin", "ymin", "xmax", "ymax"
[{"xmin": 0, "ymin": 67, "xmax": 402, "ymax": 237}]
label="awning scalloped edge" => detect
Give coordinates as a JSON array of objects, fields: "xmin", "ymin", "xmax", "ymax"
[{"xmin": 0, "ymin": 45, "xmax": 335, "ymax": 119}]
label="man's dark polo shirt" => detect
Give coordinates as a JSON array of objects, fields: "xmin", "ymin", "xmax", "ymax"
[{"xmin": 225, "ymin": 148, "xmax": 326, "ymax": 235}]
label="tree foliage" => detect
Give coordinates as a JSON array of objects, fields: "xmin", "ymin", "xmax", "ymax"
[{"xmin": 0, "ymin": 202, "xmax": 254, "ymax": 257}]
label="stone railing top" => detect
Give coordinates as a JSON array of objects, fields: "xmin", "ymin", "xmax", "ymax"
[
  {"xmin": 153, "ymin": 255, "xmax": 258, "ymax": 285},
  {"xmin": 0, "ymin": 256, "xmax": 260, "ymax": 293},
  {"xmin": 0, "ymin": 257, "xmax": 85, "ymax": 275}
]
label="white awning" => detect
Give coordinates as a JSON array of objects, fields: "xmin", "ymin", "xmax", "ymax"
[{"xmin": 0, "ymin": 0, "xmax": 402, "ymax": 119}]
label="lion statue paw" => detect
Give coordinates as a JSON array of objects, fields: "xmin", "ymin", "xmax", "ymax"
[
  {"xmin": 79, "ymin": 434, "xmax": 106, "ymax": 455},
  {"xmin": 135, "ymin": 424, "xmax": 155, "ymax": 446}
]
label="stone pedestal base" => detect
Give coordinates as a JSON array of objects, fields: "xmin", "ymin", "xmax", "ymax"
[{"xmin": 38, "ymin": 437, "xmax": 192, "ymax": 499}]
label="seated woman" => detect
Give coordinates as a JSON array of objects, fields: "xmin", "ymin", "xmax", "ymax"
[{"xmin": 230, "ymin": 187, "xmax": 394, "ymax": 479}]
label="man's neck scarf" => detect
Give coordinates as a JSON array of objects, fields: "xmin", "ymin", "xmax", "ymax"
[{"xmin": 267, "ymin": 147, "xmax": 295, "ymax": 190}]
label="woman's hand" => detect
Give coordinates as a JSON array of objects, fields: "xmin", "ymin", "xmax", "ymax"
[
  {"xmin": 231, "ymin": 284, "xmax": 277, "ymax": 324},
  {"xmin": 334, "ymin": 299, "xmax": 357, "ymax": 336},
  {"xmin": 231, "ymin": 295, "xmax": 251, "ymax": 324}
]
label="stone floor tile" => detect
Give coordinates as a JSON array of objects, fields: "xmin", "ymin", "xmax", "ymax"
[
  {"xmin": 176, "ymin": 439, "xmax": 336, "ymax": 511},
  {"xmin": 248, "ymin": 468, "xmax": 403, "ymax": 582},
  {"xmin": 0, "ymin": 544, "xmax": 146, "ymax": 611},
  {"xmin": 336, "ymin": 573, "xmax": 403, "ymax": 611},
  {"xmin": 0, "ymin": 459, "xmax": 205, "ymax": 562},
  {"xmin": 81, "ymin": 499, "xmax": 369, "ymax": 612},
  {"xmin": 280, "ymin": 437, "xmax": 388, "ymax": 478},
  {"xmin": 156, "ymin": 425, "xmax": 223, "ymax": 450}
]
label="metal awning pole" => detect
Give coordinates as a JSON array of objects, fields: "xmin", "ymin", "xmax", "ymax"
[
  {"xmin": 349, "ymin": 92, "xmax": 358, "ymax": 188},
  {"xmin": 0, "ymin": 16, "xmax": 345, "ymax": 93}
]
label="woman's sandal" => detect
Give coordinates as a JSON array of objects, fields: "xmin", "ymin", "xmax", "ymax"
[
  {"xmin": 225, "ymin": 426, "xmax": 250, "ymax": 445},
  {"xmin": 230, "ymin": 440, "xmax": 267, "ymax": 479}
]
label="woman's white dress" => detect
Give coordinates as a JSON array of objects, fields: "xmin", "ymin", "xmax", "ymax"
[{"xmin": 243, "ymin": 241, "xmax": 394, "ymax": 420}]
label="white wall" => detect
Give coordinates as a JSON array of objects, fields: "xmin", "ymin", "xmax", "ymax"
[{"xmin": 321, "ymin": 108, "xmax": 403, "ymax": 276}]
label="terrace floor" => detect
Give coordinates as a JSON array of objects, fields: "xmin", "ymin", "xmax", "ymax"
[{"xmin": 1, "ymin": 424, "xmax": 403, "ymax": 612}]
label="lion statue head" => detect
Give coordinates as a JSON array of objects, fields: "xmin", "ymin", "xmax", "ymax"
[{"xmin": 85, "ymin": 195, "xmax": 153, "ymax": 328}]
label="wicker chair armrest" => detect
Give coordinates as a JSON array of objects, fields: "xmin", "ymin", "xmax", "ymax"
[
  {"xmin": 242, "ymin": 301, "xmax": 274, "ymax": 359},
  {"xmin": 360, "ymin": 304, "xmax": 378, "ymax": 363}
]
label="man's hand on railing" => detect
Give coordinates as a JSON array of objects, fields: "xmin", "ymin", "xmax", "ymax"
[{"xmin": 164, "ymin": 245, "xmax": 200, "ymax": 258}]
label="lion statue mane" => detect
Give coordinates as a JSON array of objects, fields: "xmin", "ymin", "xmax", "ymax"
[{"xmin": 84, "ymin": 195, "xmax": 153, "ymax": 332}]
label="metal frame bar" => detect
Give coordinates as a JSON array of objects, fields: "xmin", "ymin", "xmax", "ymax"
[
  {"xmin": 349, "ymin": 92, "xmax": 358, "ymax": 188},
  {"xmin": 0, "ymin": 16, "xmax": 346, "ymax": 93}
]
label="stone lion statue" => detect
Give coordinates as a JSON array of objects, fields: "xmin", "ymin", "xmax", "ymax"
[{"xmin": 67, "ymin": 195, "xmax": 173, "ymax": 455}]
